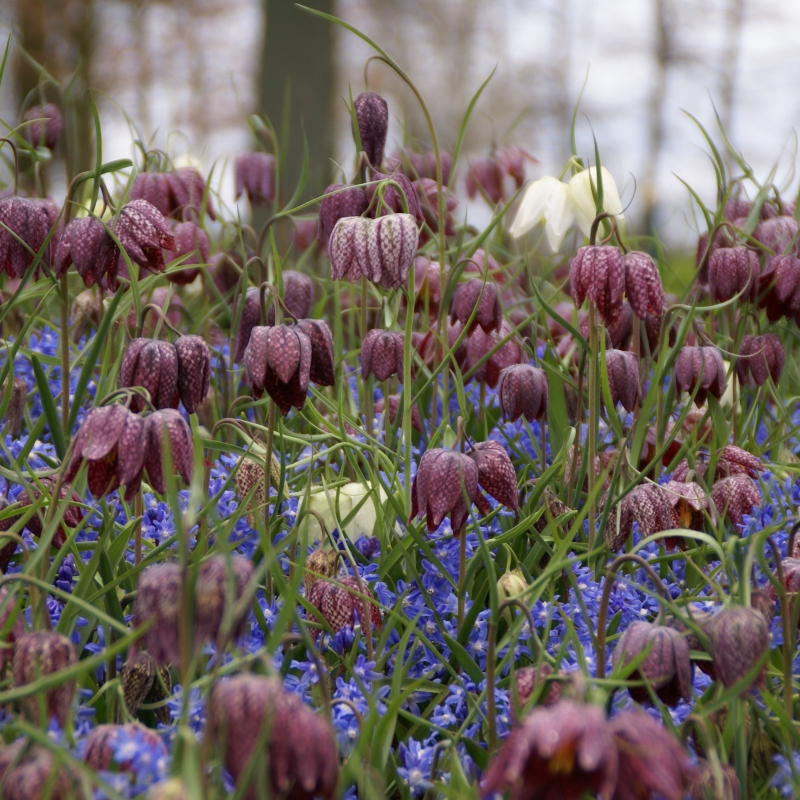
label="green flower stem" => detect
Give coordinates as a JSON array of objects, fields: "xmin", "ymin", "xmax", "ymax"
[
  {"xmin": 587, "ymin": 300, "xmax": 599, "ymax": 549},
  {"xmin": 60, "ymin": 274, "xmax": 70, "ymax": 435},
  {"xmin": 403, "ymin": 261, "xmax": 415, "ymax": 515}
]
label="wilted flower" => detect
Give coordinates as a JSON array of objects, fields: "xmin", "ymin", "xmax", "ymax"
[
  {"xmin": 604, "ymin": 483, "xmax": 675, "ymax": 551},
  {"xmin": 209, "ymin": 674, "xmax": 338, "ymax": 800},
  {"xmin": 22, "ymin": 103, "xmax": 63, "ymax": 149},
  {"xmin": 705, "ymin": 606, "xmax": 769, "ymax": 692},
  {"xmin": 0, "ymin": 197, "xmax": 55, "ymax": 278},
  {"xmin": 317, "ymin": 184, "xmax": 369, "ymax": 246},
  {"xmin": 688, "ymin": 760, "xmax": 740, "ymax": 800},
  {"xmin": 481, "ymin": 700, "xmax": 618, "ymax": 800},
  {"xmin": 466, "ymin": 320, "xmax": 524, "ymax": 388},
  {"xmin": 306, "ymin": 574, "xmax": 382, "ymax": 639},
  {"xmin": 674, "ymin": 345, "xmax": 727, "ymax": 407},
  {"xmin": 570, "ymin": 244, "xmax": 625, "ymax": 326},
  {"xmin": 609, "ymin": 709, "xmax": 695, "ymax": 800},
  {"xmin": 711, "ymin": 474, "xmax": 761, "ymax": 528},
  {"xmin": 0, "ymin": 742, "xmax": 81, "ymax": 800},
  {"xmin": 510, "ymin": 167, "xmax": 625, "ymax": 251},
  {"xmin": 604, "ymin": 349, "xmax": 641, "ymax": 412},
  {"xmin": 467, "ymin": 440, "xmax": 519, "ymax": 511},
  {"xmin": 163, "ymin": 220, "xmax": 210, "ymax": 285},
  {"xmin": 623, "ymin": 251, "xmax": 665, "ymax": 319},
  {"xmin": 120, "ymin": 651, "xmax": 172, "ymax": 722},
  {"xmin": 498, "ymin": 363, "xmax": 548, "ymax": 423},
  {"xmin": 143, "ymin": 409, "xmax": 194, "ymax": 493},
  {"xmin": 54, "ymin": 216, "xmax": 116, "ymax": 287},
  {"xmin": 84, "ymin": 722, "xmax": 167, "ymax": 772},
  {"xmin": 120, "ymin": 338, "xmax": 179, "ymax": 412},
  {"xmin": 64, "ymin": 404, "xmax": 146, "ymax": 501},
  {"xmin": 354, "ymin": 91, "xmax": 389, "ymax": 169},
  {"xmin": 111, "ymin": 198, "xmax": 176, "ymax": 283},
  {"xmin": 3, "ymin": 376, "xmax": 27, "ymax": 436},
  {"xmin": 449, "ymin": 278, "xmax": 503, "ymax": 333},
  {"xmin": 361, "ymin": 328, "xmax": 405, "ymax": 381},
  {"xmin": 410, "ymin": 448, "xmax": 480, "ymax": 535},
  {"xmin": 243, "ymin": 324, "xmax": 312, "ymax": 415},
  {"xmin": 612, "ymin": 621, "xmax": 692, "ymax": 706},
  {"xmin": 13, "ymin": 631, "xmax": 77, "ymax": 727},
  {"xmin": 736, "ymin": 333, "xmax": 785, "ymax": 386},
  {"xmin": 235, "ymin": 152, "xmax": 276, "ymax": 206},
  {"xmin": 707, "ymin": 246, "xmax": 759, "ymax": 302},
  {"xmin": 375, "ymin": 394, "xmax": 424, "ymax": 432}
]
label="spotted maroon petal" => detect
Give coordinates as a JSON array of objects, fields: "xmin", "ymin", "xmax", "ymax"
[
  {"xmin": 328, "ymin": 216, "xmax": 370, "ymax": 282},
  {"xmin": 262, "ymin": 326, "xmax": 301, "ymax": 385},
  {"xmin": 366, "ymin": 213, "xmax": 419, "ymax": 289},
  {"xmin": 465, "ymin": 157, "xmax": 504, "ymax": 205},
  {"xmin": 113, "ymin": 199, "xmax": 176, "ymax": 274},
  {"xmin": 0, "ymin": 197, "xmax": 52, "ymax": 279},
  {"xmin": 294, "ymin": 319, "xmax": 335, "ymax": 387},
  {"xmin": 116, "ymin": 412, "xmax": 146, "ymax": 501},
  {"xmin": 55, "ymin": 216, "xmax": 116, "ymax": 286},
  {"xmin": 317, "ymin": 184, "xmax": 369, "ymax": 245},
  {"xmin": 605, "ymin": 349, "xmax": 641, "ymax": 412},
  {"xmin": 174, "ymin": 335, "xmax": 211, "ymax": 413},
  {"xmin": 130, "ymin": 173, "xmax": 172, "ymax": 217},
  {"xmin": 233, "ymin": 287, "xmax": 262, "ymax": 363},
  {"xmin": 235, "ymin": 152, "xmax": 275, "ymax": 206},
  {"xmin": 243, "ymin": 326, "xmax": 271, "ymax": 391},
  {"xmin": 366, "ymin": 171, "xmax": 422, "ymax": 222},
  {"xmin": 497, "ymin": 363, "xmax": 548, "ymax": 423},
  {"xmin": 468, "ymin": 441, "xmax": 518, "ymax": 510},
  {"xmin": 708, "ymin": 246, "xmax": 759, "ymax": 302},
  {"xmin": 271, "ymin": 271, "xmax": 314, "ymax": 324},
  {"xmin": 374, "ymin": 394, "xmax": 424, "ymax": 432},
  {"xmin": 623, "ymin": 250, "xmax": 665, "ymax": 318},
  {"xmin": 167, "ymin": 167, "xmax": 215, "ymax": 220},
  {"xmin": 144, "ymin": 410, "xmax": 194, "ymax": 493},
  {"xmin": 125, "ymin": 340, "xmax": 179, "ymax": 411},
  {"xmin": 80, "ymin": 404, "xmax": 129, "ymax": 462},
  {"xmin": 450, "ymin": 279, "xmax": 503, "ymax": 333},
  {"xmin": 711, "ymin": 474, "xmax": 761, "ymax": 527},
  {"xmin": 361, "ymin": 328, "xmax": 404, "ymax": 381}
]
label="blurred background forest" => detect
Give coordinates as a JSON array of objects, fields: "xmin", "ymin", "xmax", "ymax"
[{"xmin": 1, "ymin": 0, "xmax": 800, "ymax": 249}]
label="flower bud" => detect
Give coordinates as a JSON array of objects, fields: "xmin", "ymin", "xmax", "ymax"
[
  {"xmin": 174, "ymin": 334, "xmax": 211, "ymax": 413},
  {"xmin": 497, "ymin": 569, "xmax": 527, "ymax": 607},
  {"xmin": 304, "ymin": 548, "xmax": 338, "ymax": 595},
  {"xmin": 22, "ymin": 104, "xmax": 63, "ymax": 149},
  {"xmin": 512, "ymin": 664, "xmax": 561, "ymax": 717},
  {"xmin": 12, "ymin": 631, "xmax": 78, "ymax": 727},
  {"xmin": 354, "ymin": 91, "xmax": 389, "ymax": 169}
]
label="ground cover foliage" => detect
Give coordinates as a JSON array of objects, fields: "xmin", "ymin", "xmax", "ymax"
[{"xmin": 0, "ymin": 9, "xmax": 799, "ymax": 800}]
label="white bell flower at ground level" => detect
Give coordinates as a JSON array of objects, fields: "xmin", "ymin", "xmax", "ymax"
[{"xmin": 509, "ymin": 166, "xmax": 625, "ymax": 251}]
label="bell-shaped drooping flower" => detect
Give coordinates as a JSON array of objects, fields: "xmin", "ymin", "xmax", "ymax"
[
  {"xmin": 111, "ymin": 198, "xmax": 176, "ymax": 283},
  {"xmin": 579, "ymin": 303, "xmax": 634, "ymax": 351},
  {"xmin": 512, "ymin": 664, "xmax": 562, "ymax": 717},
  {"xmin": 328, "ymin": 215, "xmax": 371, "ymax": 282},
  {"xmin": 466, "ymin": 320, "xmax": 524, "ymax": 389},
  {"xmin": 752, "ymin": 214, "xmax": 798, "ymax": 254},
  {"xmin": 194, "ymin": 555, "xmax": 255, "ymax": 646},
  {"xmin": 365, "ymin": 213, "xmax": 419, "ymax": 289},
  {"xmin": 375, "ymin": 394, "xmax": 424, "ymax": 432},
  {"xmin": 0, "ymin": 742, "xmax": 81, "ymax": 800},
  {"xmin": 736, "ymin": 333, "xmax": 785, "ymax": 386},
  {"xmin": 449, "ymin": 278, "xmax": 503, "ymax": 333},
  {"xmin": 301, "ymin": 481, "xmax": 390, "ymax": 543},
  {"xmin": 54, "ymin": 216, "xmax": 116, "ymax": 287},
  {"xmin": 497, "ymin": 145, "xmax": 538, "ymax": 187},
  {"xmin": 705, "ymin": 606, "xmax": 769, "ymax": 692},
  {"xmin": 134, "ymin": 563, "xmax": 183, "ymax": 665},
  {"xmin": 708, "ymin": 246, "xmax": 759, "ymax": 302},
  {"xmin": 612, "ymin": 621, "xmax": 692, "ymax": 706},
  {"xmin": 235, "ymin": 447, "xmax": 284, "ymax": 528},
  {"xmin": 467, "ymin": 440, "xmax": 519, "ymax": 511},
  {"xmin": 306, "ymin": 575, "xmax": 382, "ymax": 641},
  {"xmin": 481, "ymin": 700, "xmax": 619, "ymax": 800},
  {"xmin": 130, "ymin": 172, "xmax": 172, "ymax": 216},
  {"xmin": 510, "ymin": 167, "xmax": 625, "ymax": 251},
  {"xmin": 674, "ymin": 345, "xmax": 727, "ymax": 407},
  {"xmin": 416, "ymin": 176, "xmax": 458, "ymax": 236},
  {"xmin": 120, "ymin": 338, "xmax": 179, "ymax": 412},
  {"xmin": 604, "ymin": 483, "xmax": 675, "ymax": 551},
  {"xmin": 84, "ymin": 722, "xmax": 168, "ymax": 774},
  {"xmin": 466, "ymin": 156, "xmax": 505, "ymax": 205},
  {"xmin": 268, "ymin": 270, "xmax": 314, "ymax": 323},
  {"xmin": 166, "ymin": 166, "xmax": 215, "ymax": 220},
  {"xmin": 663, "ymin": 480, "xmax": 709, "ymax": 545},
  {"xmin": 10, "ymin": 475, "xmax": 83, "ymax": 545},
  {"xmin": 317, "ymin": 183, "xmax": 369, "ymax": 246},
  {"xmin": 711, "ymin": 474, "xmax": 761, "ymax": 528},
  {"xmin": 759, "ymin": 253, "xmax": 800, "ymax": 321},
  {"xmin": 243, "ymin": 325, "xmax": 312, "ymax": 416},
  {"xmin": 497, "ymin": 363, "xmax": 548, "ymax": 423},
  {"xmin": 367, "ymin": 171, "xmax": 421, "ymax": 221},
  {"xmin": 605, "ymin": 349, "xmax": 642, "ymax": 412},
  {"xmin": 623, "ymin": 251, "xmax": 665, "ymax": 319},
  {"xmin": 64, "ymin": 404, "xmax": 146, "ymax": 501},
  {"xmin": 13, "ymin": 631, "xmax": 77, "ymax": 727},
  {"xmin": 609, "ymin": 709, "xmax": 695, "ymax": 800},
  {"xmin": 163, "ymin": 220, "xmax": 210, "ymax": 285},
  {"xmin": 411, "ymin": 448, "xmax": 480, "ymax": 535},
  {"xmin": 570, "ymin": 244, "xmax": 625, "ymax": 325},
  {"xmin": 120, "ymin": 651, "xmax": 172, "ymax": 722},
  {"xmin": 387, "ymin": 148, "xmax": 453, "ymax": 184},
  {"xmin": 0, "ymin": 197, "xmax": 54, "ymax": 278},
  {"xmin": 671, "ymin": 444, "xmax": 762, "ymax": 484},
  {"xmin": 354, "ymin": 91, "xmax": 389, "ymax": 168},
  {"xmin": 143, "ymin": 409, "xmax": 194, "ymax": 493},
  {"xmin": 209, "ymin": 674, "xmax": 338, "ymax": 800},
  {"xmin": 235, "ymin": 152, "xmax": 275, "ymax": 206},
  {"xmin": 174, "ymin": 334, "xmax": 212, "ymax": 413},
  {"xmin": 361, "ymin": 328, "xmax": 405, "ymax": 382},
  {"xmin": 292, "ymin": 318, "xmax": 335, "ymax": 387},
  {"xmin": 22, "ymin": 103, "xmax": 63, "ymax": 149}
]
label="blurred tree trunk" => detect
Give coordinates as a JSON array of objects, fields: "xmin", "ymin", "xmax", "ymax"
[
  {"xmin": 259, "ymin": 0, "xmax": 334, "ymax": 202},
  {"xmin": 718, "ymin": 0, "xmax": 745, "ymax": 135},
  {"xmin": 14, "ymin": 0, "xmax": 96, "ymax": 183}
]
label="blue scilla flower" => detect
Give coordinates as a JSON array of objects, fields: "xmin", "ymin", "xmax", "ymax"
[
  {"xmin": 397, "ymin": 739, "xmax": 436, "ymax": 795},
  {"xmin": 54, "ymin": 554, "xmax": 76, "ymax": 595},
  {"xmin": 772, "ymin": 750, "xmax": 800, "ymax": 798}
]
